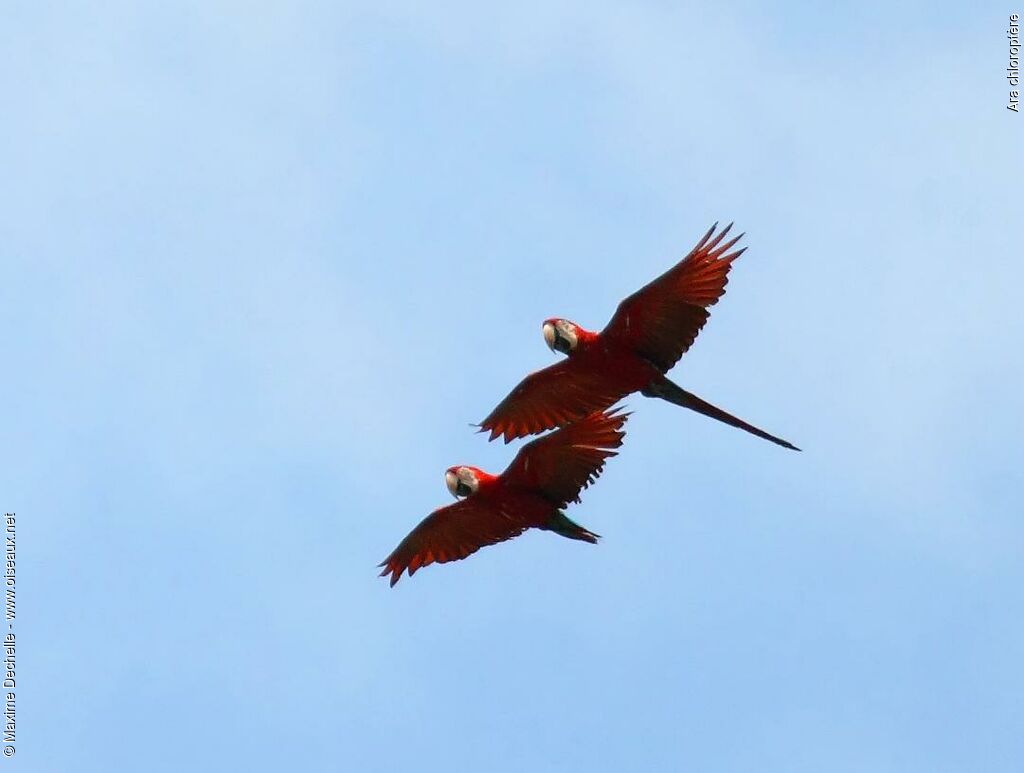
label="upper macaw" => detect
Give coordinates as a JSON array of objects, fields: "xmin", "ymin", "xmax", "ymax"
[
  {"xmin": 379, "ymin": 408, "xmax": 627, "ymax": 587},
  {"xmin": 478, "ymin": 223, "xmax": 799, "ymax": 450}
]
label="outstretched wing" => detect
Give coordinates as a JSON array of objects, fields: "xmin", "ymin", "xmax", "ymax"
[
  {"xmin": 378, "ymin": 499, "xmax": 528, "ymax": 587},
  {"xmin": 478, "ymin": 359, "xmax": 631, "ymax": 444},
  {"xmin": 602, "ymin": 222, "xmax": 746, "ymax": 372},
  {"xmin": 503, "ymin": 408, "xmax": 629, "ymax": 508}
]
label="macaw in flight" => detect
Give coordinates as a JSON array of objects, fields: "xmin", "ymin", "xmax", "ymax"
[
  {"xmin": 479, "ymin": 223, "xmax": 799, "ymax": 451},
  {"xmin": 379, "ymin": 409, "xmax": 628, "ymax": 587}
]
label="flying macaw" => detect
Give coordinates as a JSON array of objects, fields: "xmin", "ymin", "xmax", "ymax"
[
  {"xmin": 379, "ymin": 408, "xmax": 627, "ymax": 587},
  {"xmin": 478, "ymin": 223, "xmax": 799, "ymax": 450}
]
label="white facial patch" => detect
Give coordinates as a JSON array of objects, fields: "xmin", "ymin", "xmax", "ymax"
[
  {"xmin": 555, "ymin": 320, "xmax": 578, "ymax": 350},
  {"xmin": 457, "ymin": 467, "xmax": 479, "ymax": 495}
]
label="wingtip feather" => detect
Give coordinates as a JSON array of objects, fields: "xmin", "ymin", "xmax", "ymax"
[
  {"xmin": 704, "ymin": 221, "xmax": 733, "ymax": 251},
  {"xmin": 693, "ymin": 222, "xmax": 717, "ymax": 252}
]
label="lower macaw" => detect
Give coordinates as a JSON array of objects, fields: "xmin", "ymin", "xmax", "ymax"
[{"xmin": 379, "ymin": 409, "xmax": 627, "ymax": 586}]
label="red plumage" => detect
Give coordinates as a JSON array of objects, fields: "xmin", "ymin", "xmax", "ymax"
[
  {"xmin": 479, "ymin": 223, "xmax": 798, "ymax": 451},
  {"xmin": 378, "ymin": 409, "xmax": 628, "ymax": 587}
]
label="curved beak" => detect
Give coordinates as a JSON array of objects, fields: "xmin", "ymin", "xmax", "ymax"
[
  {"xmin": 542, "ymin": 322, "xmax": 556, "ymax": 352},
  {"xmin": 445, "ymin": 470, "xmax": 459, "ymax": 499}
]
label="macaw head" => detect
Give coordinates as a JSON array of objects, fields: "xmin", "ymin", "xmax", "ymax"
[
  {"xmin": 445, "ymin": 465, "xmax": 482, "ymax": 499},
  {"xmin": 542, "ymin": 318, "xmax": 580, "ymax": 355}
]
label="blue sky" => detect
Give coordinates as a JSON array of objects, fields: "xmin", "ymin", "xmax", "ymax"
[{"xmin": 2, "ymin": 2, "xmax": 1022, "ymax": 771}]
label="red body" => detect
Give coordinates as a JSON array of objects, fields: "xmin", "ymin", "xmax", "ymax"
[
  {"xmin": 480, "ymin": 223, "xmax": 746, "ymax": 442},
  {"xmin": 379, "ymin": 409, "xmax": 628, "ymax": 586},
  {"xmin": 549, "ymin": 327, "xmax": 660, "ymax": 396},
  {"xmin": 478, "ymin": 222, "xmax": 798, "ymax": 450}
]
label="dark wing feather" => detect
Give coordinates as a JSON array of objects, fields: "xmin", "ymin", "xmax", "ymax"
[
  {"xmin": 478, "ymin": 359, "xmax": 630, "ymax": 443},
  {"xmin": 378, "ymin": 499, "xmax": 528, "ymax": 587},
  {"xmin": 503, "ymin": 408, "xmax": 629, "ymax": 507},
  {"xmin": 602, "ymin": 222, "xmax": 746, "ymax": 371}
]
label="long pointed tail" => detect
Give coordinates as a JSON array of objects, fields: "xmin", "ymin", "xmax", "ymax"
[
  {"xmin": 643, "ymin": 375, "xmax": 800, "ymax": 451},
  {"xmin": 542, "ymin": 511, "xmax": 600, "ymax": 544}
]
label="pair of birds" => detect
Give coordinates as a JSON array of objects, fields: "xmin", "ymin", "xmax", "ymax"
[{"xmin": 379, "ymin": 223, "xmax": 798, "ymax": 586}]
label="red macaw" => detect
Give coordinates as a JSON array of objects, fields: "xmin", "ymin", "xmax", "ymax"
[
  {"xmin": 478, "ymin": 223, "xmax": 799, "ymax": 450},
  {"xmin": 379, "ymin": 409, "xmax": 627, "ymax": 586}
]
